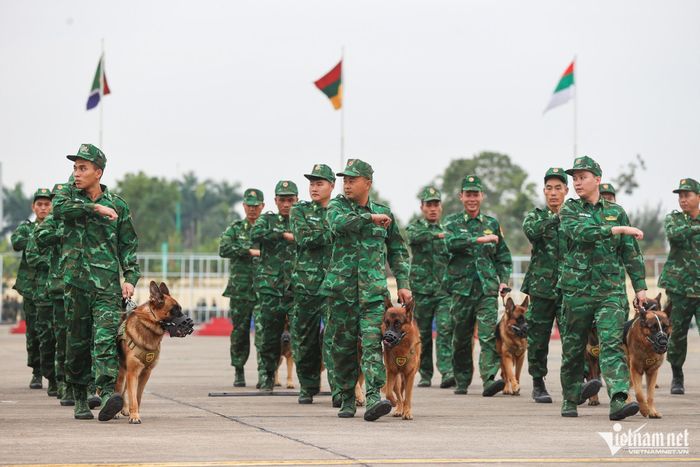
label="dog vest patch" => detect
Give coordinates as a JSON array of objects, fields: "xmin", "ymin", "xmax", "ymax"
[
  {"xmin": 588, "ymin": 345, "xmax": 600, "ymax": 357},
  {"xmin": 395, "ymin": 356, "xmax": 408, "ymax": 367}
]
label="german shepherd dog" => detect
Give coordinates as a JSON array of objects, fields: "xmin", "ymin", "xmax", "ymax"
[
  {"xmin": 275, "ymin": 314, "xmax": 294, "ymax": 389},
  {"xmin": 115, "ymin": 281, "xmax": 188, "ymax": 424},
  {"xmin": 382, "ymin": 299, "xmax": 421, "ymax": 420},
  {"xmin": 624, "ymin": 294, "xmax": 671, "ymax": 418},
  {"xmin": 496, "ymin": 297, "xmax": 529, "ymax": 395},
  {"xmin": 584, "ymin": 323, "xmax": 602, "ymax": 406}
]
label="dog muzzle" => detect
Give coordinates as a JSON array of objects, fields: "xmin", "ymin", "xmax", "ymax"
[
  {"xmin": 281, "ymin": 330, "xmax": 291, "ymax": 345},
  {"xmin": 161, "ymin": 315, "xmax": 195, "ymax": 338},
  {"xmin": 647, "ymin": 331, "xmax": 668, "ymax": 354},
  {"xmin": 511, "ymin": 316, "xmax": 528, "ymax": 338},
  {"xmin": 382, "ymin": 329, "xmax": 406, "ymax": 348}
]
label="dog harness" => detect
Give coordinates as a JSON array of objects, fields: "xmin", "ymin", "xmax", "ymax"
[
  {"xmin": 394, "ymin": 342, "xmax": 419, "ymax": 367},
  {"xmin": 117, "ymin": 321, "xmax": 161, "ymax": 367}
]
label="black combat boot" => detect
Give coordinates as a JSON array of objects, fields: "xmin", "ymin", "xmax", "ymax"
[
  {"xmin": 671, "ymin": 366, "xmax": 685, "ymax": 395},
  {"xmin": 29, "ymin": 373, "xmax": 42, "ymax": 389},
  {"xmin": 233, "ymin": 367, "xmax": 246, "ymax": 387},
  {"xmin": 532, "ymin": 377, "xmax": 552, "ymax": 403}
]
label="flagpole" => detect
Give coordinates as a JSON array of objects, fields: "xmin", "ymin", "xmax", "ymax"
[
  {"xmin": 340, "ymin": 46, "xmax": 345, "ymax": 169},
  {"xmin": 573, "ymin": 55, "xmax": 577, "ymax": 157},
  {"xmin": 99, "ymin": 38, "xmax": 104, "ymax": 149}
]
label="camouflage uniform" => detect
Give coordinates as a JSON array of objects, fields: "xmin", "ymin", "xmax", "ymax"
[
  {"xmin": 407, "ymin": 187, "xmax": 453, "ymax": 386},
  {"xmin": 290, "ymin": 164, "xmax": 337, "ymax": 400},
  {"xmin": 219, "ymin": 188, "xmax": 263, "ymax": 379},
  {"xmin": 444, "ymin": 175, "xmax": 512, "ymax": 394},
  {"xmin": 320, "ymin": 159, "xmax": 411, "ymax": 413},
  {"xmin": 251, "ymin": 181, "xmax": 298, "ymax": 390},
  {"xmin": 53, "ymin": 144, "xmax": 141, "ymax": 406},
  {"xmin": 659, "ymin": 178, "xmax": 700, "ymax": 381},
  {"xmin": 11, "ymin": 218, "xmax": 41, "ymax": 381},
  {"xmin": 522, "ymin": 168, "xmax": 568, "ymax": 380},
  {"xmin": 558, "ymin": 156, "xmax": 646, "ymax": 417}
]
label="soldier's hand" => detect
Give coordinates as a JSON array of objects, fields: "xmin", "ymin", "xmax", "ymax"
[
  {"xmin": 436, "ymin": 232, "xmax": 446, "ymax": 239},
  {"xmin": 397, "ymin": 288, "xmax": 412, "ymax": 305},
  {"xmin": 612, "ymin": 226, "xmax": 644, "ymax": 240},
  {"xmin": 122, "ymin": 282, "xmax": 135, "ymax": 299},
  {"xmin": 371, "ymin": 214, "xmax": 392, "ymax": 228},
  {"xmin": 282, "ymin": 232, "xmax": 295, "ymax": 242},
  {"xmin": 249, "ymin": 248, "xmax": 261, "ymax": 257},
  {"xmin": 94, "ymin": 204, "xmax": 118, "ymax": 221},
  {"xmin": 636, "ymin": 290, "xmax": 647, "ymax": 304},
  {"xmin": 477, "ymin": 234, "xmax": 499, "ymax": 244},
  {"xmin": 498, "ymin": 283, "xmax": 509, "ymax": 296},
  {"xmin": 627, "ymin": 227, "xmax": 644, "ymax": 240}
]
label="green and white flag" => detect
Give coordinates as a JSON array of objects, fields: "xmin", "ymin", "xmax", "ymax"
[{"xmin": 544, "ymin": 60, "xmax": 575, "ymax": 113}]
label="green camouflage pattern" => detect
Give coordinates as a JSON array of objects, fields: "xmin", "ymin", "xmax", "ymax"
[
  {"xmin": 66, "ymin": 143, "xmax": 107, "ymax": 169},
  {"xmin": 11, "ymin": 219, "xmax": 36, "ymax": 297},
  {"xmin": 322, "ymin": 304, "xmax": 337, "ymax": 398},
  {"xmin": 243, "ymin": 188, "xmax": 264, "ymax": 205},
  {"xmin": 659, "ymin": 211, "xmax": 700, "ymax": 297},
  {"xmin": 336, "ymin": 158, "xmax": 374, "ymax": 180},
  {"xmin": 255, "ymin": 294, "xmax": 292, "ymax": 387},
  {"xmin": 291, "ymin": 294, "xmax": 328, "ymax": 394},
  {"xmin": 228, "ymin": 299, "xmax": 256, "ymax": 369},
  {"xmin": 461, "ymin": 174, "xmax": 483, "ymax": 192},
  {"xmin": 414, "ymin": 293, "xmax": 454, "ymax": 381},
  {"xmin": 672, "ymin": 177, "xmax": 700, "ymax": 194},
  {"xmin": 558, "ymin": 198, "xmax": 647, "ymax": 297},
  {"xmin": 320, "ymin": 195, "xmax": 410, "ymax": 304},
  {"xmin": 304, "ymin": 163, "xmax": 336, "ymax": 182},
  {"xmin": 565, "ymin": 155, "xmax": 602, "ymax": 177},
  {"xmin": 521, "ymin": 207, "xmax": 567, "ymax": 300},
  {"xmin": 22, "ymin": 298, "xmax": 40, "ymax": 374},
  {"xmin": 526, "ymin": 296, "xmax": 565, "ymax": 378},
  {"xmin": 219, "ymin": 219, "xmax": 259, "ymax": 301},
  {"xmin": 560, "ymin": 294, "xmax": 630, "ymax": 403},
  {"xmin": 443, "ymin": 212, "xmax": 512, "ymax": 297},
  {"xmin": 53, "ymin": 184, "xmax": 141, "ymax": 293},
  {"xmin": 34, "ymin": 214, "xmax": 65, "ymax": 298},
  {"xmin": 35, "ymin": 303, "xmax": 56, "ymax": 382},
  {"xmin": 599, "ymin": 183, "xmax": 616, "ymax": 195},
  {"xmin": 666, "ymin": 293, "xmax": 700, "ymax": 368},
  {"xmin": 290, "ymin": 201, "xmax": 333, "ymax": 296},
  {"xmin": 274, "ymin": 180, "xmax": 299, "ymax": 196},
  {"xmin": 406, "ymin": 218, "xmax": 449, "ymax": 295},
  {"xmin": 251, "ymin": 212, "xmax": 296, "ymax": 297},
  {"xmin": 24, "ymin": 222, "xmax": 52, "ymax": 305},
  {"xmin": 544, "ymin": 167, "xmax": 568, "ymax": 184},
  {"xmin": 52, "ymin": 298, "xmax": 67, "ymax": 385}
]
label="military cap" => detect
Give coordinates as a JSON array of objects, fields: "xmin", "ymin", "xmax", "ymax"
[
  {"xmin": 304, "ymin": 164, "xmax": 336, "ymax": 183},
  {"xmin": 243, "ymin": 188, "xmax": 264, "ymax": 206},
  {"xmin": 336, "ymin": 158, "xmax": 374, "ymax": 180},
  {"xmin": 420, "ymin": 186, "xmax": 442, "ymax": 202},
  {"xmin": 599, "ymin": 182, "xmax": 616, "ymax": 195},
  {"xmin": 461, "ymin": 174, "xmax": 483, "ymax": 192},
  {"xmin": 275, "ymin": 180, "xmax": 299, "ymax": 196},
  {"xmin": 544, "ymin": 167, "xmax": 568, "ymax": 185},
  {"xmin": 565, "ymin": 156, "xmax": 602, "ymax": 177},
  {"xmin": 33, "ymin": 188, "xmax": 52, "ymax": 202},
  {"xmin": 51, "ymin": 182, "xmax": 68, "ymax": 197},
  {"xmin": 673, "ymin": 177, "xmax": 700, "ymax": 194},
  {"xmin": 66, "ymin": 143, "xmax": 107, "ymax": 170}
]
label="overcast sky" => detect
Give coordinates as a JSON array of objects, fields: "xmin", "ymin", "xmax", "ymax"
[{"xmin": 1, "ymin": 0, "xmax": 698, "ymax": 225}]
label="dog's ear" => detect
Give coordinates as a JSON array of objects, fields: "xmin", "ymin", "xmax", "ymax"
[
  {"xmin": 505, "ymin": 297, "xmax": 515, "ymax": 315},
  {"xmin": 632, "ymin": 296, "xmax": 640, "ymax": 311},
  {"xmin": 654, "ymin": 293, "xmax": 662, "ymax": 306},
  {"xmin": 159, "ymin": 282, "xmax": 171, "ymax": 297},
  {"xmin": 149, "ymin": 280, "xmax": 164, "ymax": 306},
  {"xmin": 405, "ymin": 298, "xmax": 415, "ymax": 322},
  {"xmin": 520, "ymin": 295, "xmax": 530, "ymax": 309}
]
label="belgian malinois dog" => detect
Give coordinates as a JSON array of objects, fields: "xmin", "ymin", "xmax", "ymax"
[
  {"xmin": 115, "ymin": 281, "xmax": 190, "ymax": 424},
  {"xmin": 496, "ymin": 297, "xmax": 529, "ymax": 395},
  {"xmin": 584, "ymin": 323, "xmax": 602, "ymax": 406},
  {"xmin": 275, "ymin": 315, "xmax": 294, "ymax": 389},
  {"xmin": 382, "ymin": 299, "xmax": 421, "ymax": 420},
  {"xmin": 624, "ymin": 294, "xmax": 671, "ymax": 418}
]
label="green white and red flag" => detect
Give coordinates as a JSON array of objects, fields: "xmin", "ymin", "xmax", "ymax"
[{"xmin": 544, "ymin": 60, "xmax": 575, "ymax": 113}]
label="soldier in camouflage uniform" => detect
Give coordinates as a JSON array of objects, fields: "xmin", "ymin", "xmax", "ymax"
[
  {"xmin": 659, "ymin": 177, "xmax": 700, "ymax": 395},
  {"xmin": 406, "ymin": 186, "xmax": 454, "ymax": 389},
  {"xmin": 25, "ymin": 188, "xmax": 57, "ymax": 397},
  {"xmin": 290, "ymin": 164, "xmax": 336, "ymax": 405},
  {"xmin": 444, "ymin": 175, "xmax": 512, "ymax": 397},
  {"xmin": 53, "ymin": 144, "xmax": 140, "ymax": 421},
  {"xmin": 11, "ymin": 190, "xmax": 53, "ymax": 389},
  {"xmin": 320, "ymin": 159, "xmax": 412, "ymax": 421},
  {"xmin": 522, "ymin": 168, "xmax": 569, "ymax": 404},
  {"xmin": 599, "ymin": 182, "xmax": 617, "ymax": 203},
  {"xmin": 251, "ymin": 180, "xmax": 298, "ymax": 392},
  {"xmin": 219, "ymin": 188, "xmax": 263, "ymax": 388},
  {"xmin": 558, "ymin": 156, "xmax": 646, "ymax": 420}
]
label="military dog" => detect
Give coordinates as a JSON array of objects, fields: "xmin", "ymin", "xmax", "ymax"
[
  {"xmin": 275, "ymin": 315, "xmax": 294, "ymax": 389},
  {"xmin": 496, "ymin": 297, "xmax": 529, "ymax": 395},
  {"xmin": 624, "ymin": 294, "xmax": 671, "ymax": 418},
  {"xmin": 584, "ymin": 323, "xmax": 602, "ymax": 406},
  {"xmin": 115, "ymin": 281, "xmax": 191, "ymax": 424},
  {"xmin": 382, "ymin": 299, "xmax": 421, "ymax": 420}
]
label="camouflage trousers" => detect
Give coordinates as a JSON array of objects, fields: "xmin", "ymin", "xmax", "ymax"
[
  {"xmin": 451, "ymin": 289, "xmax": 500, "ymax": 388},
  {"xmin": 22, "ymin": 298, "xmax": 41, "ymax": 375},
  {"xmin": 327, "ymin": 298, "xmax": 385, "ymax": 404},
  {"xmin": 560, "ymin": 294, "xmax": 629, "ymax": 403},
  {"xmin": 527, "ymin": 294, "xmax": 565, "ymax": 379},
  {"xmin": 52, "ymin": 298, "xmax": 67, "ymax": 384},
  {"xmin": 64, "ymin": 285, "xmax": 122, "ymax": 393},
  {"xmin": 291, "ymin": 293, "xmax": 330, "ymax": 394},
  {"xmin": 322, "ymin": 305, "xmax": 338, "ymax": 398},
  {"xmin": 256, "ymin": 293, "xmax": 291, "ymax": 387},
  {"xmin": 229, "ymin": 298, "xmax": 256, "ymax": 369},
  {"xmin": 414, "ymin": 292, "xmax": 454, "ymax": 381},
  {"xmin": 35, "ymin": 301, "xmax": 56, "ymax": 382},
  {"xmin": 666, "ymin": 292, "xmax": 700, "ymax": 369}
]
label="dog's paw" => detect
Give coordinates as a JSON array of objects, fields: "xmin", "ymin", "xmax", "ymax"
[
  {"xmin": 274, "ymin": 383, "xmax": 282, "ymax": 387},
  {"xmin": 648, "ymin": 410, "xmax": 662, "ymax": 419},
  {"xmin": 120, "ymin": 408, "xmax": 130, "ymax": 416},
  {"xmin": 356, "ymin": 398, "xmax": 365, "ymax": 407},
  {"xmin": 286, "ymin": 384, "xmax": 294, "ymax": 389},
  {"xmin": 128, "ymin": 417, "xmax": 142, "ymax": 424},
  {"xmin": 402, "ymin": 412, "xmax": 413, "ymax": 420},
  {"xmin": 392, "ymin": 410, "xmax": 402, "ymax": 417}
]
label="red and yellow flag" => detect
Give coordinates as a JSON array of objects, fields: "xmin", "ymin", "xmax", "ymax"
[{"xmin": 314, "ymin": 60, "xmax": 342, "ymax": 110}]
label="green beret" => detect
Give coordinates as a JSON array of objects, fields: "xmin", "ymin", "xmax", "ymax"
[
  {"xmin": 336, "ymin": 158, "xmax": 373, "ymax": 180},
  {"xmin": 461, "ymin": 175, "xmax": 483, "ymax": 192},
  {"xmin": 565, "ymin": 155, "xmax": 602, "ymax": 177},
  {"xmin": 673, "ymin": 177, "xmax": 699, "ymax": 194},
  {"xmin": 243, "ymin": 188, "xmax": 264, "ymax": 206},
  {"xmin": 275, "ymin": 180, "xmax": 298, "ymax": 196},
  {"xmin": 66, "ymin": 143, "xmax": 107, "ymax": 170},
  {"xmin": 544, "ymin": 167, "xmax": 568, "ymax": 185},
  {"xmin": 304, "ymin": 164, "xmax": 336, "ymax": 183}
]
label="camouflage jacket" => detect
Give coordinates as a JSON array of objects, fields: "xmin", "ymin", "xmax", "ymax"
[
  {"xmin": 558, "ymin": 197, "xmax": 646, "ymax": 298},
  {"xmin": 521, "ymin": 207, "xmax": 567, "ymax": 299},
  {"xmin": 219, "ymin": 219, "xmax": 259, "ymax": 301},
  {"xmin": 25, "ymin": 220, "xmax": 52, "ymax": 305},
  {"xmin": 251, "ymin": 212, "xmax": 296, "ymax": 297},
  {"xmin": 659, "ymin": 210, "xmax": 700, "ymax": 297},
  {"xmin": 290, "ymin": 200, "xmax": 333, "ymax": 296},
  {"xmin": 35, "ymin": 214, "xmax": 65, "ymax": 299},
  {"xmin": 11, "ymin": 219, "xmax": 35, "ymax": 298},
  {"xmin": 406, "ymin": 218, "xmax": 449, "ymax": 296},
  {"xmin": 320, "ymin": 195, "xmax": 410, "ymax": 305},
  {"xmin": 444, "ymin": 211, "xmax": 512, "ymax": 297},
  {"xmin": 53, "ymin": 184, "xmax": 141, "ymax": 294}
]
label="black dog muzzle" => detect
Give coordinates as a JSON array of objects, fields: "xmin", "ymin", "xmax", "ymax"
[
  {"xmin": 641, "ymin": 303, "xmax": 668, "ymax": 354},
  {"xmin": 511, "ymin": 316, "xmax": 528, "ymax": 338},
  {"xmin": 382, "ymin": 329, "xmax": 406, "ymax": 348},
  {"xmin": 161, "ymin": 315, "xmax": 195, "ymax": 338}
]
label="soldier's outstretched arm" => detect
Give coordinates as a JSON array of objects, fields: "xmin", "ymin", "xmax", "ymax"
[
  {"xmin": 219, "ymin": 224, "xmax": 253, "ymax": 258},
  {"xmin": 290, "ymin": 204, "xmax": 331, "ymax": 248},
  {"xmin": 406, "ymin": 221, "xmax": 433, "ymax": 245},
  {"xmin": 559, "ymin": 201, "xmax": 612, "ymax": 243},
  {"xmin": 52, "ymin": 192, "xmax": 101, "ymax": 221},
  {"xmin": 251, "ymin": 214, "xmax": 283, "ymax": 243},
  {"xmin": 24, "ymin": 232, "xmax": 42, "ymax": 268},
  {"xmin": 444, "ymin": 219, "xmax": 477, "ymax": 253},
  {"xmin": 117, "ymin": 203, "xmax": 141, "ymax": 287},
  {"xmin": 665, "ymin": 212, "xmax": 699, "ymax": 244},
  {"xmin": 10, "ymin": 222, "xmax": 31, "ymax": 251},
  {"xmin": 522, "ymin": 210, "xmax": 558, "ymax": 243},
  {"xmin": 386, "ymin": 214, "xmax": 411, "ymax": 290},
  {"xmin": 35, "ymin": 216, "xmax": 60, "ymax": 248},
  {"xmin": 326, "ymin": 200, "xmax": 371, "ymax": 234},
  {"xmin": 495, "ymin": 223, "xmax": 513, "ymax": 284},
  {"xmin": 619, "ymin": 210, "xmax": 647, "ymax": 293}
]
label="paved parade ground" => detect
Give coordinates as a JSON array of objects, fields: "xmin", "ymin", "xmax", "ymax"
[{"xmin": 1, "ymin": 324, "xmax": 699, "ymax": 466}]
